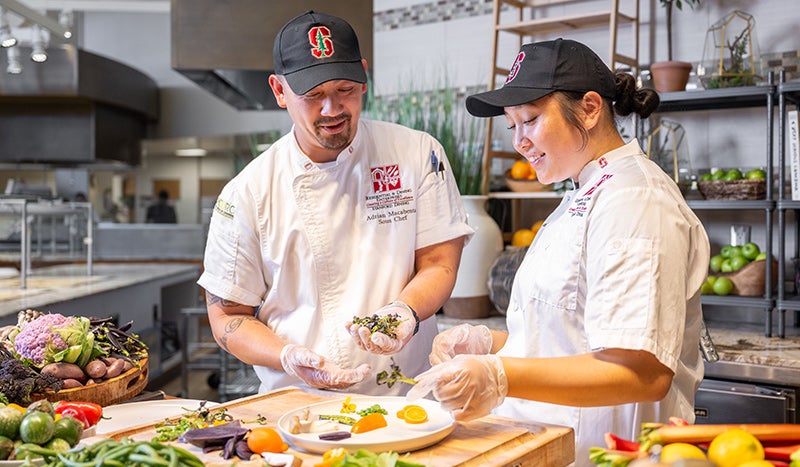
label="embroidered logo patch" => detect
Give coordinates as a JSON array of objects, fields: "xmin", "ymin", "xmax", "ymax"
[
  {"xmin": 308, "ymin": 26, "xmax": 334, "ymax": 59},
  {"xmin": 214, "ymin": 198, "xmax": 235, "ymax": 219},
  {"xmin": 598, "ymin": 156, "xmax": 608, "ymax": 168},
  {"xmin": 505, "ymin": 51, "xmax": 525, "ymax": 84},
  {"xmin": 371, "ymin": 165, "xmax": 402, "ymax": 193}
]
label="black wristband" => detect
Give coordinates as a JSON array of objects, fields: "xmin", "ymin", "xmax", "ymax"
[{"xmin": 391, "ymin": 301, "xmax": 420, "ymax": 335}]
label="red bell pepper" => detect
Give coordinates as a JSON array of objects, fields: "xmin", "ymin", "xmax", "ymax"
[
  {"xmin": 604, "ymin": 432, "xmax": 641, "ymax": 452},
  {"xmin": 54, "ymin": 401, "xmax": 104, "ymax": 427}
]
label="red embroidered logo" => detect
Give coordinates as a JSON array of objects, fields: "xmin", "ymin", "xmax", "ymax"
[
  {"xmin": 505, "ymin": 51, "xmax": 525, "ymax": 84},
  {"xmin": 598, "ymin": 157, "xmax": 608, "ymax": 168},
  {"xmin": 583, "ymin": 173, "xmax": 613, "ymax": 196},
  {"xmin": 371, "ymin": 165, "xmax": 401, "ymax": 192},
  {"xmin": 308, "ymin": 26, "xmax": 334, "ymax": 59}
]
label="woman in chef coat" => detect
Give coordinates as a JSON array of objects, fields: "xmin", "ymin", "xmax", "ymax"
[
  {"xmin": 408, "ymin": 38, "xmax": 710, "ymax": 465},
  {"xmin": 199, "ymin": 11, "xmax": 472, "ymax": 396}
]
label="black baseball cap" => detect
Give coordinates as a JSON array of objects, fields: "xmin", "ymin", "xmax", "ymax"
[
  {"xmin": 466, "ymin": 38, "xmax": 616, "ymax": 117},
  {"xmin": 273, "ymin": 11, "xmax": 367, "ymax": 95}
]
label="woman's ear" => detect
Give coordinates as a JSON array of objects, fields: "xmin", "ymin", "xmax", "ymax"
[{"xmin": 581, "ymin": 91, "xmax": 605, "ymax": 131}]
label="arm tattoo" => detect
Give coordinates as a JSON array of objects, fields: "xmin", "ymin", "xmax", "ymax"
[
  {"xmin": 206, "ymin": 291, "xmax": 241, "ymax": 308},
  {"xmin": 220, "ymin": 315, "xmax": 259, "ymax": 352}
]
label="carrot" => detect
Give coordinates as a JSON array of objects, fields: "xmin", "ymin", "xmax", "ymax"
[{"xmin": 640, "ymin": 424, "xmax": 800, "ymax": 452}]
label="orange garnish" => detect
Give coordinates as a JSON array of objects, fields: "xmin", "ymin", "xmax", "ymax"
[
  {"xmin": 397, "ymin": 404, "xmax": 428, "ymax": 424},
  {"xmin": 350, "ymin": 412, "xmax": 388, "ymax": 434}
]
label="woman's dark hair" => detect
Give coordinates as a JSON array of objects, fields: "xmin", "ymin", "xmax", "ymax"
[{"xmin": 553, "ymin": 72, "xmax": 660, "ymax": 149}]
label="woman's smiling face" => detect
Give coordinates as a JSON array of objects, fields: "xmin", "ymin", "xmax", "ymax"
[{"xmin": 504, "ymin": 94, "xmax": 588, "ymax": 185}]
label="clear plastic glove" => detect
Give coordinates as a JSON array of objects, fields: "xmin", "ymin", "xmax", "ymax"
[
  {"xmin": 429, "ymin": 323, "xmax": 493, "ymax": 365},
  {"xmin": 406, "ymin": 354, "xmax": 508, "ymax": 422},
  {"xmin": 280, "ymin": 344, "xmax": 371, "ymax": 390},
  {"xmin": 346, "ymin": 302, "xmax": 416, "ymax": 355}
]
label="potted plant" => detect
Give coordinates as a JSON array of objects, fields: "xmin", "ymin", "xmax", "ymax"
[
  {"xmin": 650, "ymin": 0, "xmax": 701, "ymax": 93},
  {"xmin": 366, "ymin": 80, "xmax": 503, "ymax": 318},
  {"xmin": 697, "ymin": 10, "xmax": 762, "ymax": 89}
]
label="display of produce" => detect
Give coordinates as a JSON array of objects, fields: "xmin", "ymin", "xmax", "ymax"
[
  {"xmin": 589, "ymin": 419, "xmax": 800, "ymax": 466},
  {"xmin": 703, "ymin": 242, "xmax": 775, "ymax": 297}
]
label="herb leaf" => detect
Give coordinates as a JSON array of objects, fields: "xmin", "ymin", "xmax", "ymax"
[{"xmin": 376, "ymin": 358, "xmax": 417, "ymax": 388}]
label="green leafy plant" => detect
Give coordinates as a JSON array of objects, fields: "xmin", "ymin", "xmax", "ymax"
[
  {"xmin": 365, "ymin": 77, "xmax": 486, "ymax": 195},
  {"xmin": 376, "ymin": 358, "xmax": 416, "ymax": 388}
]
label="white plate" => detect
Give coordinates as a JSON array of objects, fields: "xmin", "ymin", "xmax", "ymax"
[
  {"xmin": 277, "ymin": 396, "xmax": 455, "ymax": 454},
  {"xmin": 96, "ymin": 399, "xmax": 218, "ymax": 435}
]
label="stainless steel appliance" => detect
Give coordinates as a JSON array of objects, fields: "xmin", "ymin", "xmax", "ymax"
[{"xmin": 695, "ymin": 378, "xmax": 796, "ymax": 424}]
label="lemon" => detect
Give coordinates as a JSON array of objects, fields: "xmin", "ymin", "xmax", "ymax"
[
  {"xmin": 707, "ymin": 428, "xmax": 764, "ymax": 467},
  {"xmin": 531, "ymin": 220, "xmax": 544, "ymax": 237},
  {"xmin": 660, "ymin": 442, "xmax": 706, "ymax": 462},
  {"xmin": 737, "ymin": 461, "xmax": 774, "ymax": 467},
  {"xmin": 511, "ymin": 228, "xmax": 534, "ymax": 247}
]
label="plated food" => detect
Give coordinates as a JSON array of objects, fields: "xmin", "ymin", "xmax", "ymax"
[{"xmin": 277, "ymin": 396, "xmax": 455, "ymax": 454}]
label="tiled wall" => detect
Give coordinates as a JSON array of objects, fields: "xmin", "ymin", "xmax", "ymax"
[{"xmin": 374, "ymin": 0, "xmax": 495, "ymax": 32}]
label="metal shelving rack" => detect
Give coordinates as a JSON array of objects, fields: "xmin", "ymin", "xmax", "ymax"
[
  {"xmin": 776, "ymin": 73, "xmax": 800, "ymax": 337},
  {"xmin": 655, "ymin": 76, "xmax": 778, "ymax": 336}
]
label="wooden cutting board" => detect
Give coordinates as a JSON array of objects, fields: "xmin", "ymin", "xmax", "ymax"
[{"xmin": 96, "ymin": 387, "xmax": 575, "ymax": 466}]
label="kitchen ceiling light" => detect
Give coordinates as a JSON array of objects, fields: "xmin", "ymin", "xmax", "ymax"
[
  {"xmin": 6, "ymin": 44, "xmax": 20, "ymax": 73},
  {"xmin": 175, "ymin": 148, "xmax": 208, "ymax": 157},
  {"xmin": 30, "ymin": 23, "xmax": 45, "ymax": 62},
  {"xmin": 0, "ymin": 7, "xmax": 16, "ymax": 48}
]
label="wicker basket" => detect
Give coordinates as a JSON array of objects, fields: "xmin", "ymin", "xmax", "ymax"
[
  {"xmin": 37, "ymin": 357, "xmax": 149, "ymax": 407},
  {"xmin": 697, "ymin": 179, "xmax": 766, "ymax": 200},
  {"xmin": 504, "ymin": 171, "xmax": 552, "ymax": 193},
  {"xmin": 714, "ymin": 259, "xmax": 777, "ymax": 296}
]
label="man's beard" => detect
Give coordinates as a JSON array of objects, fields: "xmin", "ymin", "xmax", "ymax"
[{"xmin": 314, "ymin": 114, "xmax": 353, "ymax": 151}]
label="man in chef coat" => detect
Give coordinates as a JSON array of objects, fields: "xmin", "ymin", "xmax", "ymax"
[{"xmin": 198, "ymin": 10, "xmax": 473, "ymax": 395}]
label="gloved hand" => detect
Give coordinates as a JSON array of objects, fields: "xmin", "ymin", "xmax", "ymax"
[
  {"xmin": 346, "ymin": 302, "xmax": 417, "ymax": 355},
  {"xmin": 280, "ymin": 344, "xmax": 371, "ymax": 390},
  {"xmin": 406, "ymin": 354, "xmax": 508, "ymax": 422},
  {"xmin": 429, "ymin": 323, "xmax": 493, "ymax": 365}
]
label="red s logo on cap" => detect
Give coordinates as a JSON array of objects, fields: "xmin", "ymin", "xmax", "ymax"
[
  {"xmin": 309, "ymin": 26, "xmax": 334, "ymax": 59},
  {"xmin": 505, "ymin": 51, "xmax": 525, "ymax": 84}
]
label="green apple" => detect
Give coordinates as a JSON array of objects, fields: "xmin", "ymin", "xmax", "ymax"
[
  {"xmin": 709, "ymin": 255, "xmax": 725, "ymax": 272},
  {"xmin": 700, "ymin": 173, "xmax": 714, "ymax": 182},
  {"xmin": 706, "ymin": 276, "xmax": 718, "ymax": 286},
  {"xmin": 701, "ymin": 281, "xmax": 714, "ymax": 295},
  {"xmin": 730, "ymin": 255, "xmax": 749, "ymax": 271},
  {"xmin": 711, "ymin": 170, "xmax": 726, "ymax": 181},
  {"xmin": 755, "ymin": 252, "xmax": 768, "ymax": 261},
  {"xmin": 724, "ymin": 169, "xmax": 743, "ymax": 181},
  {"xmin": 713, "ymin": 276, "xmax": 734, "ymax": 296},
  {"xmin": 741, "ymin": 242, "xmax": 760, "ymax": 260},
  {"xmin": 728, "ymin": 246, "xmax": 743, "ymax": 258},
  {"xmin": 745, "ymin": 168, "xmax": 767, "ymax": 180},
  {"xmin": 720, "ymin": 245, "xmax": 734, "ymax": 258},
  {"xmin": 720, "ymin": 259, "xmax": 734, "ymax": 273}
]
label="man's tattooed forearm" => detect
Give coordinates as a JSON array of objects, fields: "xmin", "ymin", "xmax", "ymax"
[
  {"xmin": 206, "ymin": 291, "xmax": 241, "ymax": 308},
  {"xmin": 219, "ymin": 316, "xmax": 259, "ymax": 352}
]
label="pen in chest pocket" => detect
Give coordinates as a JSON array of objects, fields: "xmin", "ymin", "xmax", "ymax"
[{"xmin": 430, "ymin": 150, "xmax": 445, "ymax": 179}]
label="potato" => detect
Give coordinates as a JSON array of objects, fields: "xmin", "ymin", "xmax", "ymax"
[
  {"xmin": 41, "ymin": 362, "xmax": 86, "ymax": 383},
  {"xmin": 61, "ymin": 378, "xmax": 83, "ymax": 389},
  {"xmin": 84, "ymin": 359, "xmax": 107, "ymax": 379},
  {"xmin": 104, "ymin": 359, "xmax": 125, "ymax": 379}
]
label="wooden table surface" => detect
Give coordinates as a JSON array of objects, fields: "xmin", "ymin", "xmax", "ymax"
[{"xmin": 95, "ymin": 387, "xmax": 575, "ymax": 466}]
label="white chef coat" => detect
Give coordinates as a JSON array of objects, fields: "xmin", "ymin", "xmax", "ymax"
[
  {"xmin": 495, "ymin": 140, "xmax": 709, "ymax": 466},
  {"xmin": 198, "ymin": 119, "xmax": 473, "ymax": 396}
]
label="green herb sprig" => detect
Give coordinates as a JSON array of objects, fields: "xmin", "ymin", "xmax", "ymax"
[
  {"xmin": 376, "ymin": 359, "xmax": 417, "ymax": 388},
  {"xmin": 352, "ymin": 313, "xmax": 404, "ymax": 339}
]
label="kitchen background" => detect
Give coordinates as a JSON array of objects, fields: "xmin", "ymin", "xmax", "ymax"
[{"xmin": 0, "ymin": 0, "xmax": 799, "ymax": 303}]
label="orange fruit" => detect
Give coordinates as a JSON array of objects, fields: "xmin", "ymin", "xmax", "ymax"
[
  {"xmin": 509, "ymin": 160, "xmax": 532, "ymax": 180},
  {"xmin": 246, "ymin": 427, "xmax": 288, "ymax": 454},
  {"xmin": 511, "ymin": 228, "xmax": 535, "ymax": 247},
  {"xmin": 707, "ymin": 428, "xmax": 764, "ymax": 467},
  {"xmin": 530, "ymin": 220, "xmax": 544, "ymax": 237},
  {"xmin": 397, "ymin": 405, "xmax": 428, "ymax": 424}
]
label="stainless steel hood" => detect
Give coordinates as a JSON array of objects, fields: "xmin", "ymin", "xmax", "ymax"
[
  {"xmin": 171, "ymin": 0, "xmax": 373, "ymax": 111},
  {"xmin": 0, "ymin": 45, "xmax": 158, "ymax": 165}
]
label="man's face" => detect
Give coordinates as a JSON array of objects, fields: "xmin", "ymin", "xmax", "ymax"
[{"xmin": 270, "ymin": 74, "xmax": 367, "ymax": 163}]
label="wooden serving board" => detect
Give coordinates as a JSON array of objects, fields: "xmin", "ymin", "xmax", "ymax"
[{"xmin": 96, "ymin": 387, "xmax": 574, "ymax": 466}]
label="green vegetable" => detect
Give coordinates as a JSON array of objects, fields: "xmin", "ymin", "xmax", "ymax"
[
  {"xmin": 352, "ymin": 314, "xmax": 404, "ymax": 339},
  {"xmin": 12, "ymin": 313, "xmax": 103, "ymax": 369},
  {"xmin": 151, "ymin": 401, "xmax": 232, "ymax": 442},
  {"xmin": 19, "ymin": 411, "xmax": 55, "ymax": 445},
  {"xmin": 331, "ymin": 448, "xmax": 430, "ymax": 467},
  {"xmin": 376, "ymin": 359, "xmax": 417, "ymax": 388},
  {"xmin": 318, "ymin": 414, "xmax": 358, "ymax": 426},
  {"xmin": 357, "ymin": 404, "xmax": 388, "ymax": 417},
  {"xmin": 44, "ymin": 437, "xmax": 205, "ymax": 467}
]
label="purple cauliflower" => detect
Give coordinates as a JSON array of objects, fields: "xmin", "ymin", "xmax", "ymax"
[{"xmin": 13, "ymin": 313, "xmax": 96, "ymax": 368}]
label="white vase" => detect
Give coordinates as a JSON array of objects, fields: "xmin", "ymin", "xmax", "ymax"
[{"xmin": 443, "ymin": 195, "xmax": 504, "ymax": 319}]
